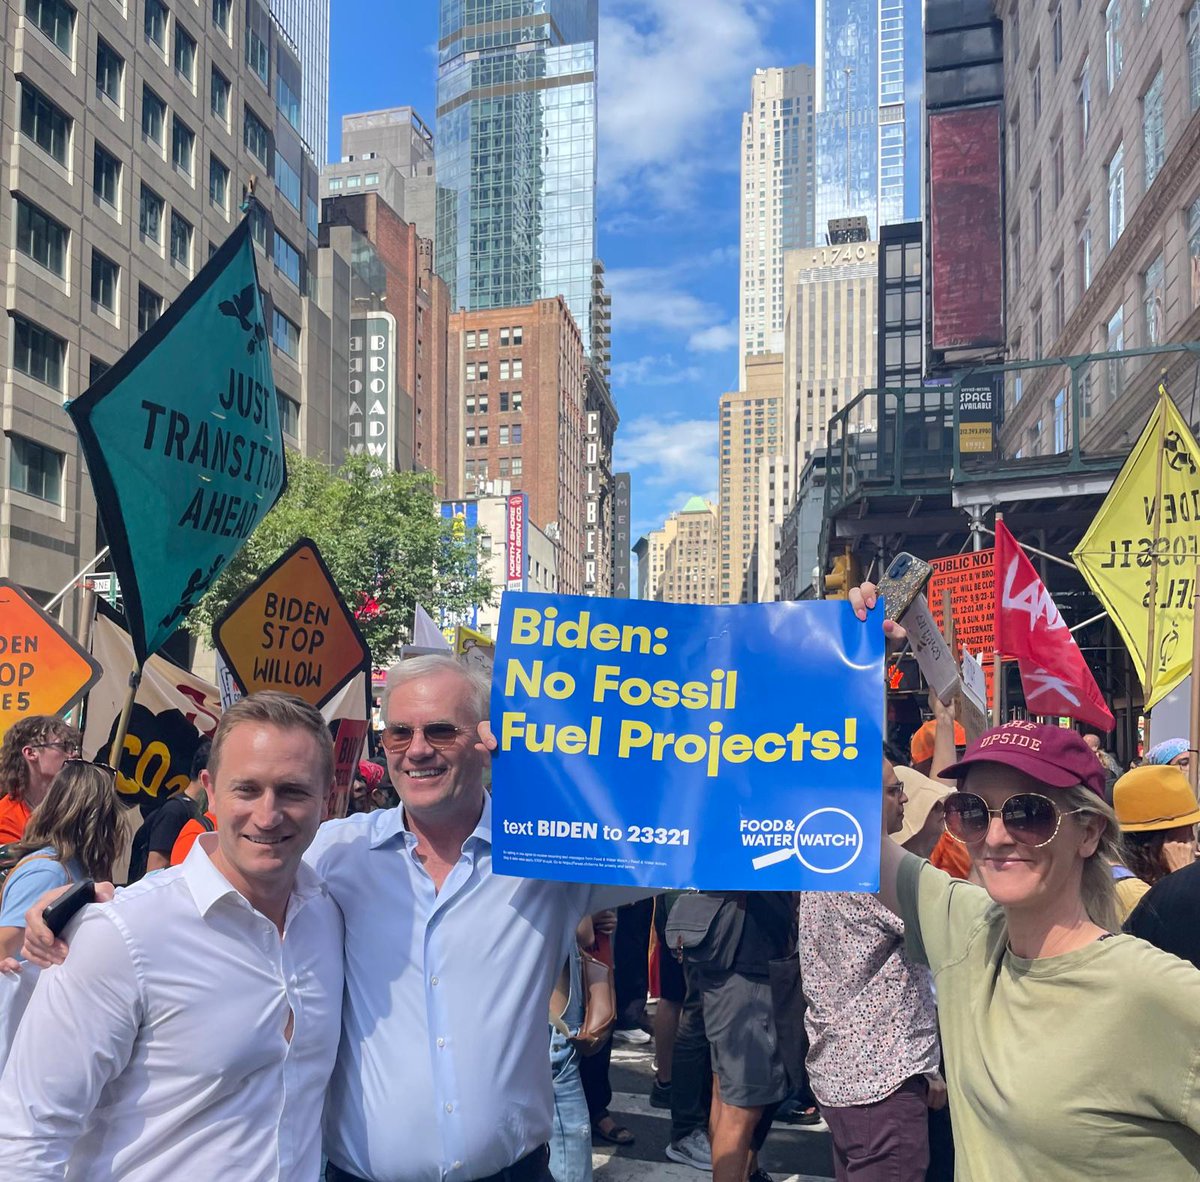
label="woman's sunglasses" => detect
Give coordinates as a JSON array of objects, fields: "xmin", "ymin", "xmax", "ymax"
[
  {"xmin": 943, "ymin": 791, "xmax": 1085, "ymax": 849},
  {"xmin": 379, "ymin": 724, "xmax": 466, "ymax": 754},
  {"xmin": 62, "ymin": 758, "xmax": 117, "ymax": 777}
]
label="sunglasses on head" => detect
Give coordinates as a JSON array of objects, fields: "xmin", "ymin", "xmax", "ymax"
[
  {"xmin": 62, "ymin": 757, "xmax": 117, "ymax": 777},
  {"xmin": 943, "ymin": 791, "xmax": 1086, "ymax": 848},
  {"xmin": 379, "ymin": 724, "xmax": 466, "ymax": 754}
]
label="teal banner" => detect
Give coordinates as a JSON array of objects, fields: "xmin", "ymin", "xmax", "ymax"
[{"xmin": 67, "ymin": 219, "xmax": 286, "ymax": 662}]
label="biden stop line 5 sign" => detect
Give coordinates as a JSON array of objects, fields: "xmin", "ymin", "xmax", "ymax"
[{"xmin": 0, "ymin": 579, "xmax": 103, "ymax": 739}]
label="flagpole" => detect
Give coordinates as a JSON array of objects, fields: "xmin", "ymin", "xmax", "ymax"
[
  {"xmin": 1143, "ymin": 378, "xmax": 1169, "ymax": 706},
  {"xmin": 107, "ymin": 665, "xmax": 143, "ymax": 770},
  {"xmin": 1190, "ymin": 563, "xmax": 1200, "ymax": 794},
  {"xmin": 992, "ymin": 512, "xmax": 1003, "ymax": 727}
]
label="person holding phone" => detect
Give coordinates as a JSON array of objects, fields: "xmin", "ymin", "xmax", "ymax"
[
  {"xmin": 0, "ymin": 692, "xmax": 343, "ymax": 1180},
  {"xmin": 851, "ymin": 583, "xmax": 1200, "ymax": 1181},
  {"xmin": 0, "ymin": 760, "xmax": 119, "ymax": 961}
]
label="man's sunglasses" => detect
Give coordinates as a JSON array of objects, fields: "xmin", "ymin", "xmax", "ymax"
[
  {"xmin": 31, "ymin": 742, "xmax": 81, "ymax": 755},
  {"xmin": 943, "ymin": 791, "xmax": 1085, "ymax": 849},
  {"xmin": 379, "ymin": 724, "xmax": 466, "ymax": 754}
]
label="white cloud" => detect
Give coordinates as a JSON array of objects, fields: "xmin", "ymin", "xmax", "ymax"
[
  {"xmin": 607, "ymin": 262, "xmax": 740, "ymax": 361},
  {"xmin": 689, "ymin": 322, "xmax": 739, "ymax": 353},
  {"xmin": 616, "ymin": 414, "xmax": 718, "ymax": 489},
  {"xmin": 598, "ymin": 0, "xmax": 784, "ymax": 207},
  {"xmin": 611, "ymin": 354, "xmax": 706, "ymax": 388}
]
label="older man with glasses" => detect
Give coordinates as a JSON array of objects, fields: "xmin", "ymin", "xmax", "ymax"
[{"xmin": 0, "ymin": 716, "xmax": 82, "ymax": 845}]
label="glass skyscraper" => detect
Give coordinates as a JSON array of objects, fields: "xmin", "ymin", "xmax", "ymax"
[
  {"xmin": 435, "ymin": 1, "xmax": 598, "ymax": 354},
  {"xmin": 814, "ymin": 0, "xmax": 923, "ymax": 239},
  {"xmin": 270, "ymin": 0, "xmax": 330, "ymax": 163}
]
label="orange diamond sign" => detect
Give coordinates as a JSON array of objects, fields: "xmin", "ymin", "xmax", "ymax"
[
  {"xmin": 0, "ymin": 579, "xmax": 103, "ymax": 738},
  {"xmin": 213, "ymin": 538, "xmax": 369, "ymax": 708}
]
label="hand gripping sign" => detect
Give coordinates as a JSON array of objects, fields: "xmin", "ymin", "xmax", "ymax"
[{"xmin": 489, "ymin": 593, "xmax": 885, "ymax": 891}]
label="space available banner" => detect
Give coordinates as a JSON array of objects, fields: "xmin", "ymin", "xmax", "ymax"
[
  {"xmin": 66, "ymin": 219, "xmax": 286, "ymax": 664},
  {"xmin": 489, "ymin": 594, "xmax": 885, "ymax": 891}
]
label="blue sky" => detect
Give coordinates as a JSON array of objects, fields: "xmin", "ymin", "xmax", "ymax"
[{"xmin": 328, "ymin": 1, "xmax": 816, "ymax": 544}]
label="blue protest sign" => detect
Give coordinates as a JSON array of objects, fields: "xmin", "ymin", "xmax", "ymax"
[
  {"xmin": 67, "ymin": 219, "xmax": 285, "ymax": 663},
  {"xmin": 490, "ymin": 593, "xmax": 885, "ymax": 890}
]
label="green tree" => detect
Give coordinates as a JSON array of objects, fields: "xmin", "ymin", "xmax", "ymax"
[{"xmin": 187, "ymin": 452, "xmax": 493, "ymax": 665}]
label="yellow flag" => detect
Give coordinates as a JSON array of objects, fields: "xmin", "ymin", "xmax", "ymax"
[
  {"xmin": 455, "ymin": 625, "xmax": 495, "ymax": 674},
  {"xmin": 1072, "ymin": 390, "xmax": 1200, "ymax": 708}
]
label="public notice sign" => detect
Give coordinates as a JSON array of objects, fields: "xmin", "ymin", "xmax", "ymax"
[
  {"xmin": 489, "ymin": 594, "xmax": 885, "ymax": 890},
  {"xmin": 0, "ymin": 580, "xmax": 102, "ymax": 739},
  {"xmin": 66, "ymin": 219, "xmax": 286, "ymax": 664},
  {"xmin": 929, "ymin": 549, "xmax": 996, "ymax": 704},
  {"xmin": 213, "ymin": 538, "xmax": 370, "ymax": 709}
]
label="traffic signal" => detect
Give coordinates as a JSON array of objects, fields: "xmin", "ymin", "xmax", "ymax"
[{"xmin": 823, "ymin": 548, "xmax": 859, "ymax": 599}]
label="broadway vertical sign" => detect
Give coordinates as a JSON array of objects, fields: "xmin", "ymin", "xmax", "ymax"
[{"xmin": 67, "ymin": 219, "xmax": 286, "ymax": 662}]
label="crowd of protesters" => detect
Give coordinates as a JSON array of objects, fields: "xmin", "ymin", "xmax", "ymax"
[{"xmin": 0, "ymin": 587, "xmax": 1198, "ymax": 1180}]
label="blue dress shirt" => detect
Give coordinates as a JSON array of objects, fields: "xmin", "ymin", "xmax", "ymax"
[{"xmin": 307, "ymin": 796, "xmax": 641, "ymax": 1182}]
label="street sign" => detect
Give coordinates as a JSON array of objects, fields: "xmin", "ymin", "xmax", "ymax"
[
  {"xmin": 0, "ymin": 579, "xmax": 103, "ymax": 737},
  {"xmin": 213, "ymin": 538, "xmax": 370, "ymax": 708}
]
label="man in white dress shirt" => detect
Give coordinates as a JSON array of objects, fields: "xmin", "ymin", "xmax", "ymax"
[{"xmin": 0, "ymin": 691, "xmax": 344, "ymax": 1181}]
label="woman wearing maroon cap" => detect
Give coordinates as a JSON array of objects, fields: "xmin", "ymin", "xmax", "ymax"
[{"xmin": 852, "ymin": 584, "xmax": 1200, "ymax": 1181}]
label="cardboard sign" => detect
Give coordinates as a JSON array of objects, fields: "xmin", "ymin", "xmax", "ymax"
[
  {"xmin": 490, "ymin": 593, "xmax": 885, "ymax": 891},
  {"xmin": 66, "ymin": 220, "xmax": 286, "ymax": 663},
  {"xmin": 328, "ymin": 717, "xmax": 370, "ymax": 820},
  {"xmin": 0, "ymin": 580, "xmax": 103, "ymax": 738},
  {"xmin": 214, "ymin": 538, "xmax": 369, "ymax": 709}
]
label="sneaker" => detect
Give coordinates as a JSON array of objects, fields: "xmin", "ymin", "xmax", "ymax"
[
  {"xmin": 612, "ymin": 1026, "xmax": 651, "ymax": 1044},
  {"xmin": 665, "ymin": 1128, "xmax": 712, "ymax": 1171},
  {"xmin": 649, "ymin": 1076, "xmax": 672, "ymax": 1108}
]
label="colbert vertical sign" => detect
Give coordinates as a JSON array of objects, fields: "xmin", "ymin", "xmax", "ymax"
[
  {"xmin": 349, "ymin": 312, "xmax": 395, "ymax": 475},
  {"xmin": 507, "ymin": 493, "xmax": 527, "ymax": 591},
  {"xmin": 959, "ymin": 372, "xmax": 1002, "ymax": 454}
]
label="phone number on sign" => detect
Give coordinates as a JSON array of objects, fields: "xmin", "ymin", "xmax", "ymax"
[{"xmin": 501, "ymin": 819, "xmax": 691, "ymax": 845}]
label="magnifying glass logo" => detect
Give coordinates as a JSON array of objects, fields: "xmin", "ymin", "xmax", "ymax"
[{"xmin": 751, "ymin": 807, "xmax": 864, "ymax": 875}]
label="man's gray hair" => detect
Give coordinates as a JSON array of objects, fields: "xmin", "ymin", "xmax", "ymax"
[{"xmin": 381, "ymin": 654, "xmax": 490, "ymax": 722}]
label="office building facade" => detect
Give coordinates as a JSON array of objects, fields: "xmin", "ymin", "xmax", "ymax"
[
  {"xmin": 658, "ymin": 497, "xmax": 720, "ymax": 606},
  {"xmin": 633, "ymin": 515, "xmax": 676, "ymax": 601},
  {"xmin": 814, "ymin": 0, "xmax": 923, "ymax": 237},
  {"xmin": 434, "ymin": 0, "xmax": 599, "ymax": 355},
  {"xmin": 739, "ymin": 66, "xmax": 816, "ymax": 382},
  {"xmin": 269, "ymin": 0, "xmax": 327, "ymax": 163},
  {"xmin": 1, "ymin": 0, "xmax": 327, "ymax": 626}
]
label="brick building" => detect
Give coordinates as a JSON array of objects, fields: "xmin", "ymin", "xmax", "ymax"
[{"xmin": 447, "ymin": 297, "xmax": 587, "ymax": 595}]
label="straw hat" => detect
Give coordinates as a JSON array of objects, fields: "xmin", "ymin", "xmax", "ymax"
[{"xmin": 895, "ymin": 765, "xmax": 954, "ymax": 845}]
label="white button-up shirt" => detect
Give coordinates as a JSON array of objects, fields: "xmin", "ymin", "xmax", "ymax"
[
  {"xmin": 0, "ymin": 834, "xmax": 343, "ymax": 1181},
  {"xmin": 309, "ymin": 795, "xmax": 640, "ymax": 1182}
]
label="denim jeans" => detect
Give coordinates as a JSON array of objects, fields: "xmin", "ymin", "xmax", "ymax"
[{"xmin": 549, "ymin": 947, "xmax": 593, "ymax": 1182}]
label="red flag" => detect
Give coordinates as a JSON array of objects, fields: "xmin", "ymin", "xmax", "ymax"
[{"xmin": 995, "ymin": 520, "xmax": 1115, "ymax": 731}]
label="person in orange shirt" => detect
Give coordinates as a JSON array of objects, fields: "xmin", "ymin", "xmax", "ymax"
[
  {"xmin": 0, "ymin": 717, "xmax": 82, "ymax": 845},
  {"xmin": 169, "ymin": 809, "xmax": 216, "ymax": 865},
  {"xmin": 911, "ymin": 698, "xmax": 973, "ymax": 880}
]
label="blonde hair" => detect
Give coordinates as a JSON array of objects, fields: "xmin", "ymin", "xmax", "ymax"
[
  {"xmin": 1060, "ymin": 785, "xmax": 1124, "ymax": 933},
  {"xmin": 8, "ymin": 762, "xmax": 120, "ymax": 881},
  {"xmin": 208, "ymin": 691, "xmax": 334, "ymax": 785}
]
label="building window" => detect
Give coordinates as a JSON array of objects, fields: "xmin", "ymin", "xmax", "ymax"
[
  {"xmin": 89, "ymin": 356, "xmax": 110, "ymax": 385},
  {"xmin": 139, "ymin": 184, "xmax": 163, "ymax": 243},
  {"xmin": 15, "ymin": 196, "xmax": 68, "ymax": 277},
  {"xmin": 1108, "ymin": 145, "xmax": 1125, "ymax": 247},
  {"xmin": 1052, "ymin": 134, "xmax": 1065, "ymax": 204},
  {"xmin": 327, "ymin": 177, "xmax": 343, "ymax": 192},
  {"xmin": 512, "ymin": 456, "xmax": 522, "ymax": 477},
  {"xmin": 511, "ymin": 358, "xmax": 522, "ymax": 379},
  {"xmin": 170, "ymin": 211, "xmax": 192, "ymax": 270},
  {"xmin": 91, "ymin": 249, "xmax": 118, "ymax": 311},
  {"xmin": 1105, "ymin": 0, "xmax": 1122, "ymax": 92},
  {"xmin": 512, "ymin": 327, "xmax": 522, "ymax": 344},
  {"xmin": 1032, "ymin": 180, "xmax": 1043, "ymax": 249},
  {"xmin": 512, "ymin": 424, "xmax": 522, "ymax": 444},
  {"xmin": 144, "ymin": 0, "xmax": 166, "ymax": 49},
  {"xmin": 499, "ymin": 360, "xmax": 510, "ymax": 380},
  {"xmin": 465, "ymin": 331, "xmax": 476, "ymax": 348},
  {"xmin": 246, "ymin": 26, "xmax": 268, "ymax": 83},
  {"xmin": 364, "ymin": 172, "xmax": 379, "ymax": 186},
  {"xmin": 1032, "ymin": 63, "xmax": 1042, "ymax": 125},
  {"xmin": 1077, "ymin": 213, "xmax": 1092, "ymax": 294},
  {"xmin": 248, "ymin": 201, "xmax": 267, "ymax": 248},
  {"xmin": 1052, "ymin": 266, "xmax": 1065, "ymax": 337},
  {"xmin": 465, "ymin": 362, "xmax": 476, "ymax": 381},
  {"xmin": 498, "ymin": 457, "xmax": 510, "ymax": 477},
  {"xmin": 1142, "ymin": 71, "xmax": 1165, "ymax": 188},
  {"xmin": 1011, "ymin": 225, "xmax": 1022, "ymax": 290},
  {"xmin": 1190, "ymin": 2, "xmax": 1200, "ymax": 112},
  {"xmin": 1077, "ymin": 60, "xmax": 1091, "ymax": 151},
  {"xmin": 276, "ymin": 75, "xmax": 300, "ymax": 129},
  {"xmin": 1143, "ymin": 254, "xmax": 1165, "ymax": 345},
  {"xmin": 274, "ymin": 152, "xmax": 301, "ymax": 209},
  {"xmin": 172, "ymin": 116, "xmax": 194, "ymax": 177},
  {"xmin": 1106, "ymin": 305, "xmax": 1125, "ymax": 404},
  {"xmin": 9, "ymin": 435, "xmax": 63, "ymax": 504},
  {"xmin": 477, "ymin": 426, "xmax": 488, "ymax": 445},
  {"xmin": 211, "ymin": 67, "xmax": 230, "ymax": 123},
  {"xmin": 273, "ymin": 231, "xmax": 301, "ymax": 287},
  {"xmin": 142, "ymin": 85, "xmax": 165, "ymax": 147},
  {"xmin": 1190, "ymin": 195, "xmax": 1200, "ymax": 308},
  {"xmin": 96, "ymin": 38, "xmax": 123, "ymax": 105},
  {"xmin": 93, "ymin": 142, "xmax": 120, "ymax": 208},
  {"xmin": 499, "ymin": 425, "xmax": 509, "ymax": 446},
  {"xmin": 210, "ymin": 154, "xmax": 229, "ymax": 212},
  {"xmin": 272, "ymin": 309, "xmax": 299, "ymax": 358},
  {"xmin": 1052, "ymin": 5, "xmax": 1063, "ymax": 69},
  {"xmin": 346, "ymin": 175, "xmax": 361, "ymax": 189},
  {"xmin": 212, "ymin": 0, "xmax": 230, "ymax": 33},
  {"xmin": 20, "ymin": 82, "xmax": 70, "ymax": 166},
  {"xmin": 137, "ymin": 284, "xmax": 162, "ymax": 334},
  {"xmin": 277, "ymin": 391, "xmax": 299, "ymax": 439},
  {"xmin": 512, "ymin": 390, "xmax": 522, "ymax": 411},
  {"xmin": 244, "ymin": 106, "xmax": 271, "ymax": 164},
  {"xmin": 26, "ymin": 0, "xmax": 74, "ymax": 55},
  {"xmin": 1053, "ymin": 389, "xmax": 1068, "ymax": 453},
  {"xmin": 465, "ymin": 427, "xmax": 475, "ymax": 446},
  {"xmin": 173, "ymin": 22, "xmax": 196, "ymax": 83},
  {"xmin": 12, "ymin": 314, "xmax": 65, "ymax": 389}
]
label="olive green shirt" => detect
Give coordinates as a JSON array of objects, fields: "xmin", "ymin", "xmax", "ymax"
[{"xmin": 897, "ymin": 853, "xmax": 1200, "ymax": 1181}]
